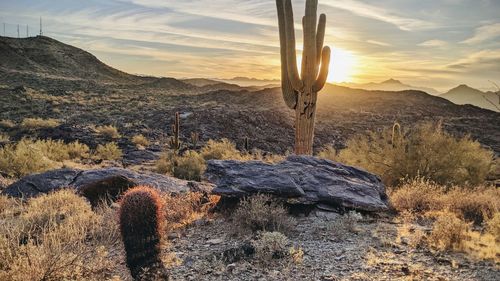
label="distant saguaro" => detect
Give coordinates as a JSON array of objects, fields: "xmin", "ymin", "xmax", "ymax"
[
  {"xmin": 39, "ymin": 17, "xmax": 43, "ymax": 36},
  {"xmin": 17, "ymin": 24, "xmax": 19, "ymax": 38}
]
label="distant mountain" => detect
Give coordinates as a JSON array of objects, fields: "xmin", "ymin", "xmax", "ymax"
[
  {"xmin": 441, "ymin": 85, "xmax": 499, "ymax": 112},
  {"xmin": 217, "ymin": 77, "xmax": 280, "ymax": 87},
  {"xmin": 339, "ymin": 79, "xmax": 441, "ymax": 96}
]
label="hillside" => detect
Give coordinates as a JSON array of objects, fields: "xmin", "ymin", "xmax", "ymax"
[
  {"xmin": 441, "ymin": 84, "xmax": 499, "ymax": 112},
  {"xmin": 0, "ymin": 36, "xmax": 498, "ymax": 156},
  {"xmin": 340, "ymin": 79, "xmax": 441, "ymax": 96}
]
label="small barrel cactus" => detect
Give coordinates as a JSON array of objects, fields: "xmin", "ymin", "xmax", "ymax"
[{"xmin": 119, "ymin": 186, "xmax": 166, "ymax": 279}]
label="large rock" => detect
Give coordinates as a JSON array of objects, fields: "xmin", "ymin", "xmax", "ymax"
[
  {"xmin": 3, "ymin": 167, "xmax": 213, "ymax": 205},
  {"xmin": 205, "ymin": 156, "xmax": 388, "ymax": 212}
]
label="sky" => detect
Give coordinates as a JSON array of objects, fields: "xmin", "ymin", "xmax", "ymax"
[{"xmin": 1, "ymin": 0, "xmax": 499, "ymax": 91}]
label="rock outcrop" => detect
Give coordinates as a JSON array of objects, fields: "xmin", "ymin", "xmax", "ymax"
[
  {"xmin": 205, "ymin": 156, "xmax": 388, "ymax": 212},
  {"xmin": 3, "ymin": 167, "xmax": 213, "ymax": 205}
]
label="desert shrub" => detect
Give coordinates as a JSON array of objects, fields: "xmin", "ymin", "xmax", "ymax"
[
  {"xmin": 173, "ymin": 151, "xmax": 206, "ymax": 181},
  {"xmin": 486, "ymin": 213, "xmax": 500, "ymax": 241},
  {"xmin": 0, "ymin": 119, "xmax": 15, "ymax": 129},
  {"xmin": 156, "ymin": 150, "xmax": 176, "ymax": 175},
  {"xmin": 0, "ymin": 133, "xmax": 9, "ymax": 142},
  {"xmin": 95, "ymin": 125, "xmax": 121, "ymax": 139},
  {"xmin": 444, "ymin": 188, "xmax": 499, "ymax": 225},
  {"xmin": 390, "ymin": 179, "xmax": 499, "ymax": 225},
  {"xmin": 0, "ymin": 139, "xmax": 57, "ymax": 177},
  {"xmin": 428, "ymin": 211, "xmax": 470, "ymax": 251},
  {"xmin": 325, "ymin": 211, "xmax": 363, "ymax": 239},
  {"xmin": 66, "ymin": 141, "xmax": 90, "ymax": 159},
  {"xmin": 201, "ymin": 139, "xmax": 242, "ymax": 160},
  {"xmin": 156, "ymin": 150, "xmax": 206, "ymax": 181},
  {"xmin": 161, "ymin": 192, "xmax": 219, "ymax": 229},
  {"xmin": 132, "ymin": 134, "xmax": 150, "ymax": 147},
  {"xmin": 390, "ymin": 178, "xmax": 444, "ymax": 213},
  {"xmin": 337, "ymin": 122, "xmax": 493, "ymax": 186},
  {"xmin": 232, "ymin": 194, "xmax": 295, "ymax": 235},
  {"xmin": 0, "ymin": 139, "xmax": 92, "ymax": 178},
  {"xmin": 0, "ymin": 191, "xmax": 117, "ymax": 280},
  {"xmin": 21, "ymin": 118, "xmax": 60, "ymax": 130},
  {"xmin": 317, "ymin": 145, "xmax": 338, "ymax": 161},
  {"xmin": 253, "ymin": 231, "xmax": 289, "ymax": 261},
  {"xmin": 94, "ymin": 142, "xmax": 122, "ymax": 161}
]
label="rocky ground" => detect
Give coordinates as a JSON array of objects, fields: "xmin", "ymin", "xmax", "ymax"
[{"xmin": 164, "ymin": 212, "xmax": 499, "ymax": 281}]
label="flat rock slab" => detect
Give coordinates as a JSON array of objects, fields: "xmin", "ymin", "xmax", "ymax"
[
  {"xmin": 3, "ymin": 167, "xmax": 213, "ymax": 205},
  {"xmin": 205, "ymin": 156, "xmax": 388, "ymax": 212}
]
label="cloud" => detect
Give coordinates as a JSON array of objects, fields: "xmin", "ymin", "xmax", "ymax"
[
  {"xmin": 321, "ymin": 0, "xmax": 433, "ymax": 31},
  {"xmin": 366, "ymin": 40, "xmax": 391, "ymax": 47},
  {"xmin": 447, "ymin": 49, "xmax": 500, "ymax": 72},
  {"xmin": 418, "ymin": 39, "xmax": 447, "ymax": 48},
  {"xmin": 461, "ymin": 22, "xmax": 500, "ymax": 44}
]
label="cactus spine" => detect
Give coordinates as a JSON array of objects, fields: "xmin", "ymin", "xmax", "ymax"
[
  {"xmin": 169, "ymin": 112, "xmax": 180, "ymax": 150},
  {"xmin": 276, "ymin": 0, "xmax": 331, "ymax": 155},
  {"xmin": 119, "ymin": 186, "xmax": 166, "ymax": 280}
]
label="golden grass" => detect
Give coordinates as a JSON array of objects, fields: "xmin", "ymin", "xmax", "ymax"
[
  {"xmin": 94, "ymin": 142, "xmax": 123, "ymax": 161},
  {"xmin": 95, "ymin": 125, "xmax": 121, "ymax": 139},
  {"xmin": 131, "ymin": 134, "xmax": 150, "ymax": 148},
  {"xmin": 21, "ymin": 118, "xmax": 60, "ymax": 130}
]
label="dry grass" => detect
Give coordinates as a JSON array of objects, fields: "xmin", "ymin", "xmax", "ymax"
[
  {"xmin": 390, "ymin": 179, "xmax": 499, "ymax": 225},
  {"xmin": 94, "ymin": 142, "xmax": 123, "ymax": 161},
  {"xmin": 232, "ymin": 194, "xmax": 295, "ymax": 235},
  {"xmin": 95, "ymin": 125, "xmax": 121, "ymax": 139},
  {"xmin": 0, "ymin": 133, "xmax": 9, "ymax": 142},
  {"xmin": 20, "ymin": 118, "xmax": 60, "ymax": 130},
  {"xmin": 161, "ymin": 192, "xmax": 219, "ymax": 230},
  {"xmin": 329, "ymin": 122, "xmax": 494, "ymax": 186},
  {"xmin": 131, "ymin": 134, "xmax": 150, "ymax": 148},
  {"xmin": 0, "ymin": 139, "xmax": 91, "ymax": 178},
  {"xmin": 0, "ymin": 119, "xmax": 16, "ymax": 129},
  {"xmin": 427, "ymin": 211, "xmax": 471, "ymax": 251},
  {"xmin": 200, "ymin": 138, "xmax": 243, "ymax": 160},
  {"xmin": 486, "ymin": 213, "xmax": 500, "ymax": 242},
  {"xmin": 253, "ymin": 231, "xmax": 289, "ymax": 262},
  {"xmin": 0, "ymin": 191, "xmax": 121, "ymax": 281}
]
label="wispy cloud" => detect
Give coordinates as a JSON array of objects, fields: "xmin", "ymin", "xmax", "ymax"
[
  {"xmin": 418, "ymin": 40, "xmax": 447, "ymax": 48},
  {"xmin": 366, "ymin": 40, "xmax": 391, "ymax": 47},
  {"xmin": 461, "ymin": 22, "xmax": 500, "ymax": 44},
  {"xmin": 321, "ymin": 0, "xmax": 433, "ymax": 31}
]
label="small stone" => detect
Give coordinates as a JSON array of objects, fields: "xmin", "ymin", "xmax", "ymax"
[{"xmin": 207, "ymin": 238, "xmax": 224, "ymax": 245}]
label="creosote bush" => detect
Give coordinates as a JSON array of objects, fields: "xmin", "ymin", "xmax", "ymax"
[
  {"xmin": 20, "ymin": 118, "xmax": 60, "ymax": 130},
  {"xmin": 200, "ymin": 138, "xmax": 243, "ymax": 160},
  {"xmin": 232, "ymin": 194, "xmax": 295, "ymax": 235},
  {"xmin": 95, "ymin": 125, "xmax": 121, "ymax": 139},
  {"xmin": 486, "ymin": 213, "xmax": 500, "ymax": 241},
  {"xmin": 325, "ymin": 122, "xmax": 494, "ymax": 187},
  {"xmin": 161, "ymin": 192, "xmax": 219, "ymax": 230},
  {"xmin": 95, "ymin": 142, "xmax": 123, "ymax": 161}
]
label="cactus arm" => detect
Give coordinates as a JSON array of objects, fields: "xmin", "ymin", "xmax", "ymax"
[
  {"xmin": 276, "ymin": 0, "xmax": 298, "ymax": 109},
  {"xmin": 316, "ymin": 14, "xmax": 326, "ymax": 65},
  {"xmin": 283, "ymin": 0, "xmax": 303, "ymax": 91},
  {"xmin": 302, "ymin": 0, "xmax": 318, "ymax": 87},
  {"xmin": 313, "ymin": 46, "xmax": 331, "ymax": 92}
]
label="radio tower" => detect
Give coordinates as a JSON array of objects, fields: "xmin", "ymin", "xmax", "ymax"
[
  {"xmin": 39, "ymin": 17, "xmax": 43, "ymax": 36},
  {"xmin": 3, "ymin": 23, "xmax": 5, "ymax": 37},
  {"xmin": 17, "ymin": 24, "xmax": 19, "ymax": 38},
  {"xmin": 26, "ymin": 25, "xmax": 29, "ymax": 37}
]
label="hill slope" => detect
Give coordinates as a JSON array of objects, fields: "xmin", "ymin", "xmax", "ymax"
[
  {"xmin": 340, "ymin": 79, "xmax": 441, "ymax": 96},
  {"xmin": 441, "ymin": 85, "xmax": 499, "ymax": 112}
]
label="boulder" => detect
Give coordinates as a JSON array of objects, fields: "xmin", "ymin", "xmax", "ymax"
[
  {"xmin": 205, "ymin": 156, "xmax": 388, "ymax": 212},
  {"xmin": 3, "ymin": 167, "xmax": 213, "ymax": 205}
]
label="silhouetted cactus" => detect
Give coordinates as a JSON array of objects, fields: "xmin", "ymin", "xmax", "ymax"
[
  {"xmin": 119, "ymin": 186, "xmax": 166, "ymax": 280},
  {"xmin": 392, "ymin": 122, "xmax": 401, "ymax": 148},
  {"xmin": 169, "ymin": 112, "xmax": 181, "ymax": 150},
  {"xmin": 276, "ymin": 0, "xmax": 331, "ymax": 155},
  {"xmin": 244, "ymin": 137, "xmax": 250, "ymax": 151}
]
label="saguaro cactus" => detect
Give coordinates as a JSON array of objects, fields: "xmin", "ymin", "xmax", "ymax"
[
  {"xmin": 276, "ymin": 0, "xmax": 331, "ymax": 155},
  {"xmin": 169, "ymin": 112, "xmax": 180, "ymax": 150}
]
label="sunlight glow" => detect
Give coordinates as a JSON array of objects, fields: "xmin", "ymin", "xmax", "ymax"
[
  {"xmin": 328, "ymin": 47, "xmax": 358, "ymax": 83},
  {"xmin": 297, "ymin": 47, "xmax": 358, "ymax": 84}
]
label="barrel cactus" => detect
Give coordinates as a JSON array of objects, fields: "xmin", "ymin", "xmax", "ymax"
[
  {"xmin": 119, "ymin": 186, "xmax": 166, "ymax": 280},
  {"xmin": 276, "ymin": 0, "xmax": 331, "ymax": 155}
]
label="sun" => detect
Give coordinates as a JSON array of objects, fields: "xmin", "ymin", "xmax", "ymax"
[{"xmin": 327, "ymin": 47, "xmax": 358, "ymax": 83}]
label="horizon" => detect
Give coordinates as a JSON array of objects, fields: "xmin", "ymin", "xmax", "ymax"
[{"xmin": 1, "ymin": 0, "xmax": 499, "ymax": 91}]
